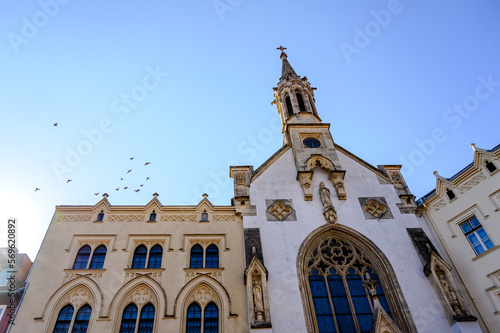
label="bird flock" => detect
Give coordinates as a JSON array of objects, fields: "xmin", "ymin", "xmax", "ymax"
[{"xmin": 35, "ymin": 123, "xmax": 152, "ymax": 197}]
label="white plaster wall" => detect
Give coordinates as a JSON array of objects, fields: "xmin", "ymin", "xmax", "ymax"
[{"xmin": 245, "ymin": 149, "xmax": 453, "ymax": 333}]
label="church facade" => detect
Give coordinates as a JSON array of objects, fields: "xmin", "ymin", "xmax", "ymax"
[{"xmin": 12, "ymin": 49, "xmax": 487, "ymax": 332}]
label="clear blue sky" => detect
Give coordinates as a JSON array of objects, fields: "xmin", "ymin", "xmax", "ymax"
[{"xmin": 1, "ymin": 1, "xmax": 499, "ymax": 259}]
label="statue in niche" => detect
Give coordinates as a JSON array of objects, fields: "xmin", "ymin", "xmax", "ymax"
[
  {"xmin": 319, "ymin": 182, "xmax": 333, "ymax": 209},
  {"xmin": 252, "ymin": 279, "xmax": 264, "ymax": 321},
  {"xmin": 438, "ymin": 273, "xmax": 465, "ymax": 316}
]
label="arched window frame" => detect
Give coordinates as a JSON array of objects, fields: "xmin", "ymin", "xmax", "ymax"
[
  {"xmin": 119, "ymin": 302, "xmax": 156, "ymax": 333},
  {"xmin": 52, "ymin": 303, "xmax": 92, "ymax": 333},
  {"xmin": 185, "ymin": 301, "xmax": 219, "ymax": 333},
  {"xmin": 205, "ymin": 244, "xmax": 219, "ymax": 268},
  {"xmin": 284, "ymin": 93, "xmax": 293, "ymax": 118},
  {"xmin": 295, "ymin": 89, "xmax": 306, "ymax": 112},
  {"xmin": 131, "ymin": 243, "xmax": 164, "ymax": 269},
  {"xmin": 73, "ymin": 244, "xmax": 108, "ymax": 270},
  {"xmin": 189, "ymin": 243, "xmax": 219, "ymax": 269},
  {"xmin": 73, "ymin": 246, "xmax": 91, "ymax": 270},
  {"xmin": 147, "ymin": 245, "xmax": 163, "ymax": 269},
  {"xmin": 190, "ymin": 244, "xmax": 204, "ymax": 269},
  {"xmin": 297, "ymin": 225, "xmax": 417, "ymax": 333},
  {"xmin": 96, "ymin": 210, "xmax": 105, "ymax": 222},
  {"xmin": 131, "ymin": 245, "xmax": 148, "ymax": 269},
  {"xmin": 89, "ymin": 245, "xmax": 107, "ymax": 269}
]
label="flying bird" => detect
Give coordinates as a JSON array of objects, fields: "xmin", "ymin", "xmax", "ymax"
[
  {"xmin": 134, "ymin": 189, "xmax": 140, "ymax": 192},
  {"xmin": 120, "ymin": 178, "xmax": 124, "ymax": 181},
  {"xmin": 115, "ymin": 188, "xmax": 119, "ymax": 191},
  {"xmin": 35, "ymin": 187, "xmax": 41, "ymax": 192},
  {"xmin": 144, "ymin": 162, "xmax": 151, "ymax": 165},
  {"xmin": 129, "ymin": 157, "xmax": 134, "ymax": 160},
  {"xmin": 140, "ymin": 184, "xmax": 144, "ymax": 187},
  {"xmin": 66, "ymin": 179, "xmax": 72, "ymax": 183},
  {"xmin": 123, "ymin": 187, "xmax": 128, "ymax": 190},
  {"xmin": 53, "ymin": 122, "xmax": 58, "ymax": 126},
  {"xmin": 94, "ymin": 192, "xmax": 99, "ymax": 196},
  {"xmin": 127, "ymin": 169, "xmax": 132, "ymax": 173},
  {"xmin": 146, "ymin": 177, "xmax": 150, "ymax": 180}
]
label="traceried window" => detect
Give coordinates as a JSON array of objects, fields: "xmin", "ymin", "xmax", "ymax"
[
  {"xmin": 306, "ymin": 238, "xmax": 391, "ymax": 333},
  {"xmin": 186, "ymin": 302, "xmax": 218, "ymax": 333},
  {"xmin": 53, "ymin": 304, "xmax": 91, "ymax": 333},
  {"xmin": 89, "ymin": 245, "xmax": 107, "ymax": 269},
  {"xmin": 119, "ymin": 303, "xmax": 155, "ymax": 333},
  {"xmin": 73, "ymin": 246, "xmax": 91, "ymax": 270},
  {"xmin": 460, "ymin": 216, "xmax": 494, "ymax": 255}
]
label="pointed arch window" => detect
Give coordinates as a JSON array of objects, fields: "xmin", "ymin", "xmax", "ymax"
[
  {"xmin": 296, "ymin": 90, "xmax": 306, "ymax": 111},
  {"xmin": 285, "ymin": 94, "xmax": 293, "ymax": 118},
  {"xmin": 147, "ymin": 245, "xmax": 163, "ymax": 269},
  {"xmin": 306, "ymin": 238, "xmax": 393, "ymax": 333},
  {"xmin": 89, "ymin": 245, "xmax": 107, "ymax": 269},
  {"xmin": 71, "ymin": 304, "xmax": 91, "ymax": 333},
  {"xmin": 190, "ymin": 245, "xmax": 204, "ymax": 268},
  {"xmin": 73, "ymin": 246, "xmax": 91, "ymax": 270},
  {"xmin": 132, "ymin": 245, "xmax": 148, "ymax": 269},
  {"xmin": 119, "ymin": 303, "xmax": 138, "ymax": 333},
  {"xmin": 205, "ymin": 245, "xmax": 219, "ymax": 268},
  {"xmin": 149, "ymin": 211, "xmax": 157, "ymax": 222},
  {"xmin": 96, "ymin": 211, "xmax": 104, "ymax": 221},
  {"xmin": 138, "ymin": 303, "xmax": 155, "ymax": 333},
  {"xmin": 53, "ymin": 305, "xmax": 74, "ymax": 333},
  {"xmin": 485, "ymin": 160, "xmax": 497, "ymax": 173},
  {"xmin": 186, "ymin": 302, "xmax": 218, "ymax": 333}
]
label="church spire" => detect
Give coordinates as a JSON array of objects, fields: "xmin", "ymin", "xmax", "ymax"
[{"xmin": 277, "ymin": 46, "xmax": 297, "ymax": 80}]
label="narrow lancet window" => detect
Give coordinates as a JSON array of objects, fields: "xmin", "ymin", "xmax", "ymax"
[
  {"xmin": 285, "ymin": 95, "xmax": 293, "ymax": 118},
  {"xmin": 485, "ymin": 160, "xmax": 497, "ymax": 173},
  {"xmin": 446, "ymin": 188, "xmax": 456, "ymax": 201},
  {"xmin": 296, "ymin": 91, "xmax": 306, "ymax": 111}
]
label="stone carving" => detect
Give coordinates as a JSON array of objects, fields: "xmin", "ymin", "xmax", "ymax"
[
  {"xmin": 131, "ymin": 287, "xmax": 151, "ymax": 306},
  {"xmin": 253, "ymin": 280, "xmax": 264, "ymax": 321},
  {"xmin": 185, "ymin": 269, "xmax": 222, "ymax": 283},
  {"xmin": 297, "ymin": 171, "xmax": 313, "ymax": 201},
  {"xmin": 193, "ymin": 286, "xmax": 213, "ymax": 306},
  {"xmin": 235, "ymin": 172, "xmax": 246, "ymax": 186},
  {"xmin": 319, "ymin": 182, "xmax": 337, "ymax": 224},
  {"xmin": 457, "ymin": 173, "xmax": 486, "ymax": 194},
  {"xmin": 62, "ymin": 215, "xmax": 92, "ymax": 223},
  {"xmin": 108, "ymin": 215, "xmax": 143, "ymax": 222},
  {"xmin": 432, "ymin": 199, "xmax": 446, "ymax": 211},
  {"xmin": 124, "ymin": 270, "xmax": 163, "ymax": 283},
  {"xmin": 69, "ymin": 287, "xmax": 90, "ymax": 307},
  {"xmin": 213, "ymin": 214, "xmax": 233, "ymax": 221},
  {"xmin": 329, "ymin": 170, "xmax": 347, "ymax": 200},
  {"xmin": 160, "ymin": 214, "xmax": 197, "ymax": 222},
  {"xmin": 267, "ymin": 201, "xmax": 293, "ymax": 221},
  {"xmin": 438, "ymin": 273, "xmax": 465, "ymax": 316},
  {"xmin": 389, "ymin": 171, "xmax": 403, "ymax": 185},
  {"xmin": 363, "ymin": 200, "xmax": 388, "ymax": 218}
]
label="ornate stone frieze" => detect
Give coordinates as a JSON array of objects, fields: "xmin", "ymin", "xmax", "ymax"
[
  {"xmin": 213, "ymin": 214, "xmax": 234, "ymax": 222},
  {"xmin": 160, "ymin": 214, "xmax": 197, "ymax": 222},
  {"xmin": 108, "ymin": 215, "xmax": 143, "ymax": 222},
  {"xmin": 457, "ymin": 173, "xmax": 486, "ymax": 194},
  {"xmin": 63, "ymin": 269, "xmax": 104, "ymax": 284},
  {"xmin": 61, "ymin": 215, "xmax": 92, "ymax": 223},
  {"xmin": 124, "ymin": 269, "xmax": 163, "ymax": 283},
  {"xmin": 265, "ymin": 200, "xmax": 296, "ymax": 221},
  {"xmin": 432, "ymin": 198, "xmax": 446, "ymax": 211},
  {"xmin": 184, "ymin": 268, "xmax": 223, "ymax": 283}
]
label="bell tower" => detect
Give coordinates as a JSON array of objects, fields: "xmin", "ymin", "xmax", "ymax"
[{"xmin": 272, "ymin": 46, "xmax": 347, "ymax": 201}]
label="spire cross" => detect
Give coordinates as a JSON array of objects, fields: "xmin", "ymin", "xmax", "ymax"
[{"xmin": 276, "ymin": 46, "xmax": 287, "ymax": 52}]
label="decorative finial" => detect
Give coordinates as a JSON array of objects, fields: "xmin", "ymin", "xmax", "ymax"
[
  {"xmin": 102, "ymin": 193, "xmax": 109, "ymax": 199},
  {"xmin": 277, "ymin": 45, "xmax": 287, "ymax": 59},
  {"xmin": 470, "ymin": 143, "xmax": 476, "ymax": 151},
  {"xmin": 152, "ymin": 192, "xmax": 159, "ymax": 198},
  {"xmin": 202, "ymin": 193, "xmax": 209, "ymax": 199}
]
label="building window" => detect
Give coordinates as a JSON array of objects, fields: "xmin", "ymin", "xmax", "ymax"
[
  {"xmin": 201, "ymin": 210, "xmax": 209, "ymax": 222},
  {"xmin": 485, "ymin": 160, "xmax": 497, "ymax": 173},
  {"xmin": 147, "ymin": 245, "xmax": 163, "ymax": 269},
  {"xmin": 446, "ymin": 188, "xmax": 456, "ymax": 201},
  {"xmin": 285, "ymin": 94, "xmax": 293, "ymax": 118},
  {"xmin": 205, "ymin": 245, "xmax": 219, "ymax": 268},
  {"xmin": 96, "ymin": 211, "xmax": 104, "ymax": 221},
  {"xmin": 306, "ymin": 238, "xmax": 392, "ymax": 333},
  {"xmin": 149, "ymin": 211, "xmax": 156, "ymax": 222},
  {"xmin": 190, "ymin": 245, "xmax": 204, "ymax": 269},
  {"xmin": 296, "ymin": 90, "xmax": 306, "ymax": 111},
  {"xmin": 131, "ymin": 245, "xmax": 148, "ymax": 269},
  {"xmin": 460, "ymin": 216, "xmax": 494, "ymax": 255},
  {"xmin": 89, "ymin": 245, "xmax": 107, "ymax": 269},
  {"xmin": 73, "ymin": 246, "xmax": 91, "ymax": 269},
  {"xmin": 119, "ymin": 303, "xmax": 138, "ymax": 333},
  {"xmin": 186, "ymin": 302, "xmax": 218, "ymax": 333},
  {"xmin": 138, "ymin": 303, "xmax": 155, "ymax": 333},
  {"xmin": 53, "ymin": 304, "xmax": 91, "ymax": 333}
]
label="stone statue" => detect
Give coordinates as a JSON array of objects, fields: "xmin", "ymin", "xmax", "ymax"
[
  {"xmin": 319, "ymin": 182, "xmax": 333, "ymax": 209},
  {"xmin": 439, "ymin": 274, "xmax": 464, "ymax": 316},
  {"xmin": 253, "ymin": 280, "xmax": 264, "ymax": 321}
]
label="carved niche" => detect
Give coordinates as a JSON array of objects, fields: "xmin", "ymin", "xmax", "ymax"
[{"xmin": 245, "ymin": 255, "xmax": 271, "ymax": 328}]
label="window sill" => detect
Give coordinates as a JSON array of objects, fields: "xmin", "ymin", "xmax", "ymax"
[{"xmin": 472, "ymin": 245, "xmax": 500, "ymax": 261}]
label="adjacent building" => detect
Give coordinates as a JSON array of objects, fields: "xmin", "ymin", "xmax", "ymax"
[{"xmin": 419, "ymin": 143, "xmax": 500, "ymax": 333}]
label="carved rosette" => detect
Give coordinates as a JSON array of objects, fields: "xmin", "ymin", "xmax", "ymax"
[
  {"xmin": 267, "ymin": 201, "xmax": 293, "ymax": 221},
  {"xmin": 193, "ymin": 286, "xmax": 213, "ymax": 306},
  {"xmin": 297, "ymin": 171, "xmax": 313, "ymax": 201},
  {"xmin": 131, "ymin": 287, "xmax": 152, "ymax": 306},
  {"xmin": 67, "ymin": 287, "xmax": 91, "ymax": 307}
]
